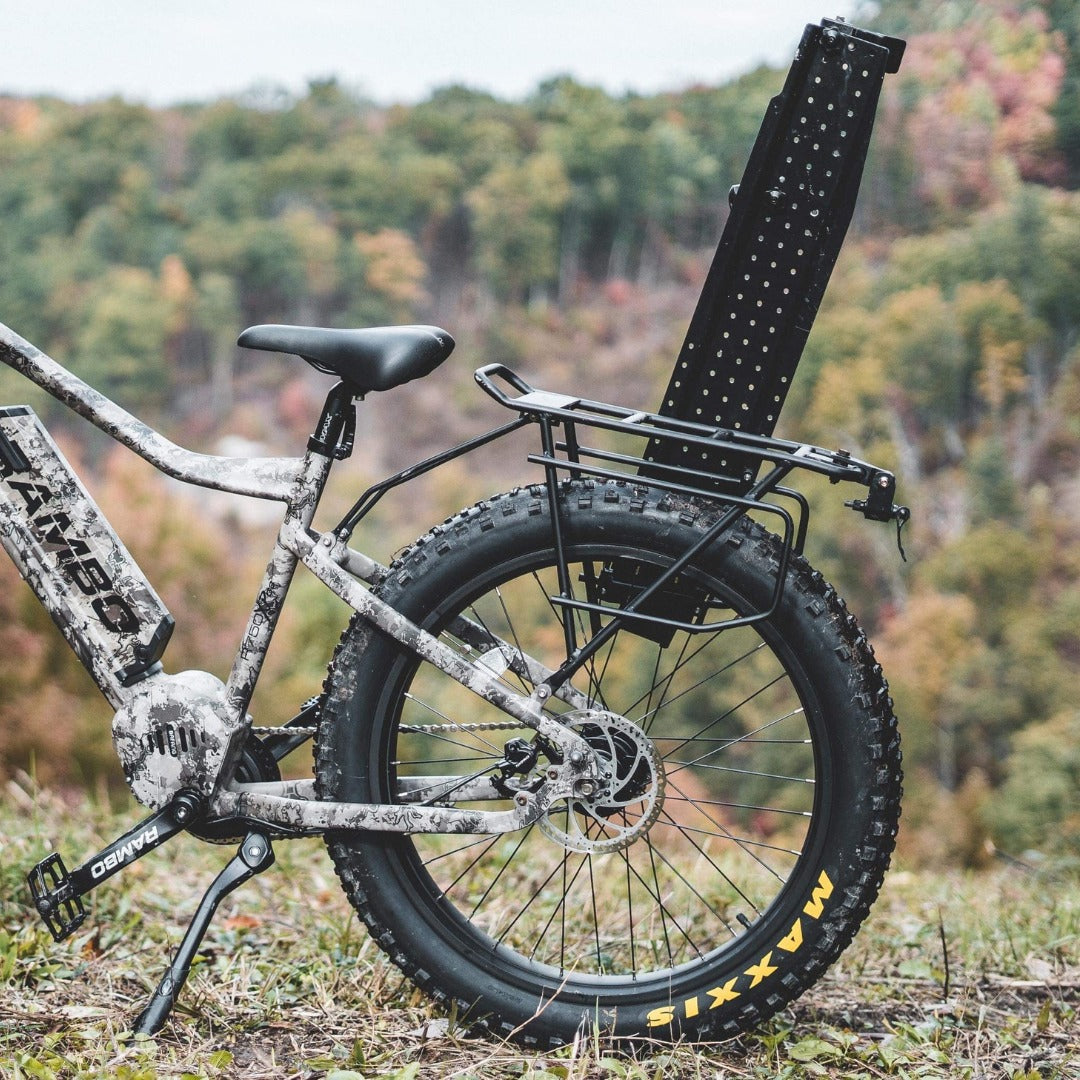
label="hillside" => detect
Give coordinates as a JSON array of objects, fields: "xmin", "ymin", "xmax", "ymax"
[{"xmin": 0, "ymin": 0, "xmax": 1077, "ymax": 860}]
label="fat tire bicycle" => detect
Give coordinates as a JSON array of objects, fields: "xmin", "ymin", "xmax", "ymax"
[{"xmin": 9, "ymin": 18, "xmax": 909, "ymax": 1045}]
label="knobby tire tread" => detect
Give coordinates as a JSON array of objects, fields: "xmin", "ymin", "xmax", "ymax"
[{"xmin": 313, "ymin": 480, "xmax": 902, "ymax": 1046}]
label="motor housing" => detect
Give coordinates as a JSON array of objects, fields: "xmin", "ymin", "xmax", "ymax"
[{"xmin": 112, "ymin": 670, "xmax": 242, "ymax": 809}]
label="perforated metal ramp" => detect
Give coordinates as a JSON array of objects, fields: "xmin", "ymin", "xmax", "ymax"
[{"xmin": 642, "ymin": 19, "xmax": 904, "ymax": 492}]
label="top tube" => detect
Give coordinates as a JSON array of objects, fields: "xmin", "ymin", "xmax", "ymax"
[{"xmin": 0, "ymin": 322, "xmax": 303, "ymax": 501}]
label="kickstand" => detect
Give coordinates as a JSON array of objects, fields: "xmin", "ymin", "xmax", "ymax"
[{"xmin": 132, "ymin": 831, "xmax": 275, "ymax": 1037}]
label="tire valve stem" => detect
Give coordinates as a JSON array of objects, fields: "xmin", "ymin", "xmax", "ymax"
[{"xmin": 737, "ymin": 912, "xmax": 753, "ymax": 931}]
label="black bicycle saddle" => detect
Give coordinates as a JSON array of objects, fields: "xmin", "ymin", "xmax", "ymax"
[{"xmin": 237, "ymin": 324, "xmax": 455, "ymax": 394}]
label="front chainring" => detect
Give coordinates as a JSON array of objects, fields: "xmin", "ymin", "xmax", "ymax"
[{"xmin": 190, "ymin": 734, "xmax": 282, "ymax": 843}]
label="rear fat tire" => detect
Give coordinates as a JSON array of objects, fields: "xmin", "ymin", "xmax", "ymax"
[{"xmin": 315, "ymin": 481, "xmax": 902, "ymax": 1045}]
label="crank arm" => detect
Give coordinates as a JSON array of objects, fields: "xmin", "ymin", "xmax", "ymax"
[{"xmin": 28, "ymin": 791, "xmax": 203, "ymax": 941}]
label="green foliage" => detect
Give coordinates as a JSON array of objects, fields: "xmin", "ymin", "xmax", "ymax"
[
  {"xmin": 3, "ymin": 0, "xmax": 1080, "ymax": 860},
  {"xmin": 985, "ymin": 711, "xmax": 1080, "ymax": 854},
  {"xmin": 468, "ymin": 152, "xmax": 570, "ymax": 300}
]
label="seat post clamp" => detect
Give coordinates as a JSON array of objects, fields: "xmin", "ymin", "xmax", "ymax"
[{"xmin": 307, "ymin": 382, "xmax": 357, "ymax": 459}]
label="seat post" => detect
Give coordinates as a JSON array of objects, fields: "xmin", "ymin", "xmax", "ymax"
[{"xmin": 308, "ymin": 381, "xmax": 357, "ymax": 460}]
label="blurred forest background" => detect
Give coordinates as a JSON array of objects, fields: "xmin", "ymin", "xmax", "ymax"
[{"xmin": 0, "ymin": 0, "xmax": 1077, "ymax": 865}]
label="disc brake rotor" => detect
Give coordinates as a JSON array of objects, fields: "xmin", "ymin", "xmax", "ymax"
[{"xmin": 539, "ymin": 711, "xmax": 665, "ymax": 854}]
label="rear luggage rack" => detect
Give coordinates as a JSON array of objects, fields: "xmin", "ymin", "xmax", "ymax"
[{"xmin": 475, "ymin": 364, "xmax": 906, "ymax": 644}]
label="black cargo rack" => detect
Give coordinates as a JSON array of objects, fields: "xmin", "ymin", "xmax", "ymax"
[{"xmin": 474, "ymin": 362, "xmax": 903, "ymax": 649}]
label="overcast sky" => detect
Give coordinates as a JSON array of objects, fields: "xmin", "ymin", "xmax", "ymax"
[{"xmin": 1, "ymin": 2, "xmax": 862, "ymax": 107}]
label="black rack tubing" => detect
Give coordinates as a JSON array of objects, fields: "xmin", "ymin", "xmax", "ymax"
[
  {"xmin": 536, "ymin": 465, "xmax": 796, "ymax": 696},
  {"xmin": 475, "ymin": 365, "xmax": 877, "ymax": 487},
  {"xmin": 334, "ymin": 416, "xmax": 530, "ymax": 537}
]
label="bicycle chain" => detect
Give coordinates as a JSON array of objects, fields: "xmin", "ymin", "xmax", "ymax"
[
  {"xmin": 250, "ymin": 720, "xmax": 527, "ymax": 737},
  {"xmin": 401, "ymin": 720, "xmax": 527, "ymax": 734}
]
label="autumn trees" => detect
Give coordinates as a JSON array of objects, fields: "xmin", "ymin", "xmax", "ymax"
[{"xmin": 1, "ymin": 0, "xmax": 1079, "ymax": 858}]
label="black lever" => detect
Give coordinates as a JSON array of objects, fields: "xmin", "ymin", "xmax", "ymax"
[
  {"xmin": 846, "ymin": 472, "xmax": 911, "ymax": 563},
  {"xmin": 132, "ymin": 831, "xmax": 275, "ymax": 1036}
]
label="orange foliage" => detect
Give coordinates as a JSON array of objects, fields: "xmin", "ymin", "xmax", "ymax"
[{"xmin": 893, "ymin": 5, "xmax": 1066, "ymax": 217}]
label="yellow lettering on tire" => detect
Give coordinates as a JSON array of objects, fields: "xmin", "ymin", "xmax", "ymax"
[
  {"xmin": 706, "ymin": 979, "xmax": 741, "ymax": 1007},
  {"xmin": 745, "ymin": 951, "xmax": 778, "ymax": 988},
  {"xmin": 803, "ymin": 869, "xmax": 834, "ymax": 919},
  {"xmin": 646, "ymin": 1005, "xmax": 676, "ymax": 1028},
  {"xmin": 777, "ymin": 917, "xmax": 804, "ymax": 953}
]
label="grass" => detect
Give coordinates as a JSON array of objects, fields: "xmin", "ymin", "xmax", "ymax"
[{"xmin": 0, "ymin": 773, "xmax": 1076, "ymax": 1079}]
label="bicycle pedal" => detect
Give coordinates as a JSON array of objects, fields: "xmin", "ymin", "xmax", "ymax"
[{"xmin": 27, "ymin": 852, "xmax": 87, "ymax": 942}]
